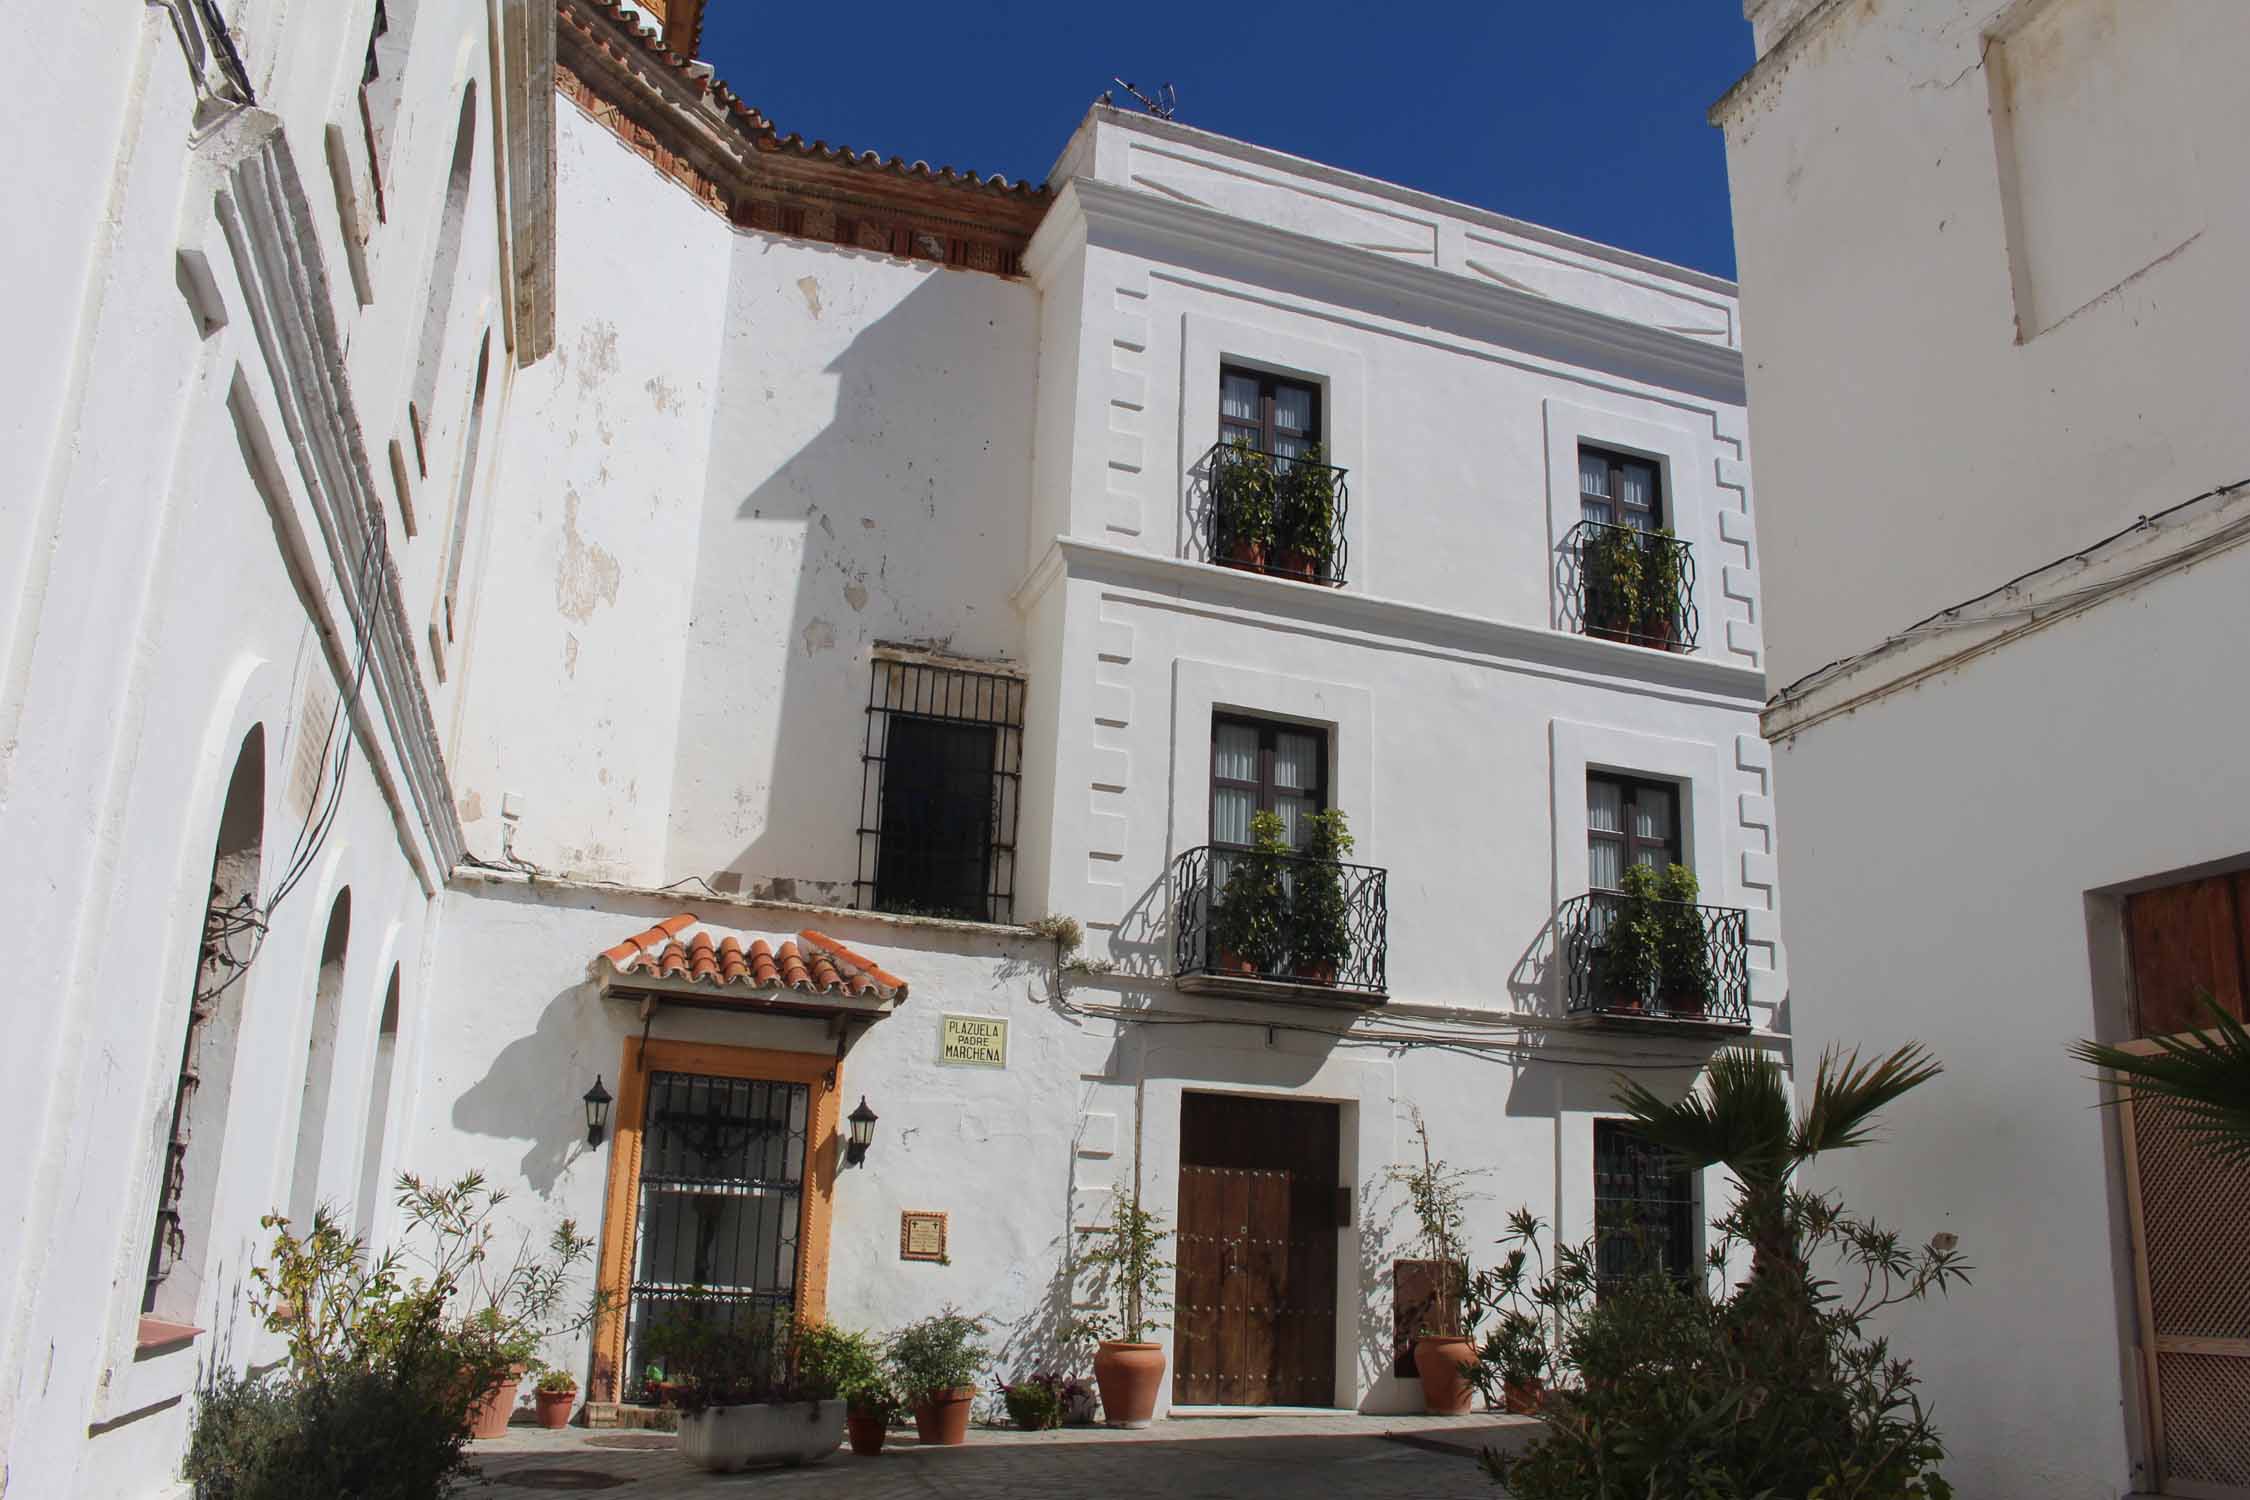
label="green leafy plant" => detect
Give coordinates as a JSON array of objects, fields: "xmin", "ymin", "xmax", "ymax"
[
  {"xmin": 535, "ymin": 1368, "xmax": 577, "ymax": 1394},
  {"xmin": 886, "ymin": 1309, "xmax": 990, "ymax": 1403},
  {"xmin": 1465, "ymin": 1209, "xmax": 1570, "ymax": 1403},
  {"xmin": 796, "ymin": 1321, "xmax": 883, "ymax": 1405},
  {"xmin": 1212, "ymin": 438, "xmax": 1278, "ymax": 562},
  {"xmin": 1581, "ymin": 521, "xmax": 1645, "ymax": 638},
  {"xmin": 1637, "ymin": 527, "xmax": 1686, "ymax": 644},
  {"xmin": 2071, "ymin": 991, "xmax": 2250, "ymax": 1169},
  {"xmin": 1287, "ymin": 808, "xmax": 1355, "ymax": 981},
  {"xmin": 392, "ymin": 1172, "xmax": 604, "ymax": 1372},
  {"xmin": 999, "ymin": 1376, "xmax": 1064, "ymax": 1430},
  {"xmin": 1654, "ymin": 863, "xmax": 1715, "ymax": 1014},
  {"xmin": 1591, "ymin": 862, "xmax": 1666, "ymax": 1011},
  {"xmin": 1209, "ymin": 809, "xmax": 1291, "ymax": 974},
  {"xmin": 1076, "ymin": 1191, "xmax": 1173, "ymax": 1345},
  {"xmin": 1386, "ymin": 1110, "xmax": 1475, "ymax": 1337},
  {"xmin": 1274, "ymin": 442, "xmax": 1339, "ymax": 576}
]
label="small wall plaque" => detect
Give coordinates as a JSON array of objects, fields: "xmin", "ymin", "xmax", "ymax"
[
  {"xmin": 900, "ymin": 1210, "xmax": 949, "ymax": 1263},
  {"xmin": 938, "ymin": 1013, "xmax": 1008, "ymax": 1068}
]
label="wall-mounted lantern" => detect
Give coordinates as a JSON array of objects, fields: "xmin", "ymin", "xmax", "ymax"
[
  {"xmin": 845, "ymin": 1096, "xmax": 878, "ymax": 1168},
  {"xmin": 583, "ymin": 1075, "xmax": 613, "ymax": 1148}
]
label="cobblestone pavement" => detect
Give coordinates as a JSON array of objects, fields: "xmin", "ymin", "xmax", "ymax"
[{"xmin": 473, "ymin": 1413, "xmax": 1538, "ymax": 1497}]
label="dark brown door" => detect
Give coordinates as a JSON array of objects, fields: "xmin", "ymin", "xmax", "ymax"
[{"xmin": 1174, "ymin": 1094, "xmax": 1340, "ymax": 1407}]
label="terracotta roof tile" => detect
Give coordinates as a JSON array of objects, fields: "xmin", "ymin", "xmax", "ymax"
[{"xmin": 594, "ymin": 912, "xmax": 908, "ymax": 1003}]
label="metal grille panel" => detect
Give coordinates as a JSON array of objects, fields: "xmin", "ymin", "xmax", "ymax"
[
  {"xmin": 2136, "ymin": 1099, "xmax": 2250, "ymax": 1341},
  {"xmin": 2155, "ymin": 1353, "xmax": 2250, "ymax": 1489}
]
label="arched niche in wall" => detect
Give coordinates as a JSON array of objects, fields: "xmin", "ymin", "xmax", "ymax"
[
  {"xmin": 144, "ymin": 724, "xmax": 265, "ymax": 1322},
  {"xmin": 354, "ymin": 966, "xmax": 402, "ymax": 1242},
  {"xmin": 358, "ymin": 0, "xmax": 422, "ymax": 203},
  {"xmin": 407, "ymin": 83, "xmax": 478, "ymax": 477},
  {"xmin": 432, "ymin": 329, "xmax": 491, "ymax": 663},
  {"xmin": 286, "ymin": 889, "xmax": 353, "ymax": 1230}
]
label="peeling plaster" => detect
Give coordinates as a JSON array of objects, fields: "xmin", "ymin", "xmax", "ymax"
[
  {"xmin": 563, "ymin": 632, "xmax": 580, "ymax": 676},
  {"xmin": 556, "ymin": 493, "xmax": 620, "ymax": 622},
  {"xmin": 796, "ymin": 276, "xmax": 823, "ymax": 318},
  {"xmin": 800, "ymin": 618, "xmax": 837, "ymax": 656},
  {"xmin": 644, "ymin": 375, "xmax": 681, "ymax": 413},
  {"xmin": 843, "ymin": 579, "xmax": 869, "ymax": 612},
  {"xmin": 459, "ymin": 789, "xmax": 484, "ymax": 824},
  {"xmin": 574, "ymin": 319, "xmax": 619, "ymax": 392}
]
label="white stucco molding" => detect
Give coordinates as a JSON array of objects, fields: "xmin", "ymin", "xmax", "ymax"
[
  {"xmin": 1547, "ymin": 717, "xmax": 1730, "ymax": 914},
  {"xmin": 1165, "ymin": 658, "xmax": 1376, "ymax": 864},
  {"xmin": 1015, "ymin": 537, "xmax": 1769, "ymax": 708},
  {"xmin": 1176, "ymin": 312, "xmax": 1368, "ymax": 579},
  {"xmin": 1542, "ymin": 397, "xmax": 1740, "ymax": 665},
  {"xmin": 1025, "ymin": 179, "xmax": 1747, "ymax": 405}
]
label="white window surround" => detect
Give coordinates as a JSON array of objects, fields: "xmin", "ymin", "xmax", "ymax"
[
  {"xmin": 1167, "ymin": 658, "xmax": 1374, "ymax": 864},
  {"xmin": 1548, "ymin": 717, "xmax": 1727, "ymax": 914},
  {"xmin": 1542, "ymin": 397, "xmax": 1722, "ymax": 655},
  {"xmin": 1178, "ymin": 312, "xmax": 1368, "ymax": 584}
]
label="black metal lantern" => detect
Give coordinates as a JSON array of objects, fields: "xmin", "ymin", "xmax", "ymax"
[
  {"xmin": 845, "ymin": 1096, "xmax": 878, "ymax": 1168},
  {"xmin": 583, "ymin": 1075, "xmax": 613, "ymax": 1148}
]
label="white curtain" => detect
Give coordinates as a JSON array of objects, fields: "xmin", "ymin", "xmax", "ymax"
[
  {"xmin": 1221, "ymin": 373, "xmax": 1260, "ymax": 428},
  {"xmin": 1273, "ymin": 730, "xmax": 1320, "ymax": 848},
  {"xmin": 1213, "ymin": 723, "xmax": 1259, "ymax": 845},
  {"xmin": 1272, "ymin": 385, "xmax": 1314, "ymax": 462},
  {"xmin": 1580, "ymin": 450, "xmax": 1613, "ymax": 525},
  {"xmin": 1588, "ymin": 781, "xmax": 1623, "ymax": 890},
  {"xmin": 1631, "ymin": 786, "xmax": 1673, "ymax": 870},
  {"xmin": 1620, "ymin": 460, "xmax": 1658, "ymax": 530}
]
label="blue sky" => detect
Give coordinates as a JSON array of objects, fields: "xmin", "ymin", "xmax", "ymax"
[{"xmin": 699, "ymin": 2, "xmax": 1755, "ymax": 279}]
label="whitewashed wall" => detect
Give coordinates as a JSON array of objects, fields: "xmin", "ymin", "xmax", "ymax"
[{"xmin": 1717, "ymin": 0, "xmax": 2250, "ymax": 690}]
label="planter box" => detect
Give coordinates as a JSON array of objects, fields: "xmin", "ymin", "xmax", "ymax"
[{"xmin": 678, "ymin": 1400, "xmax": 845, "ymax": 1473}]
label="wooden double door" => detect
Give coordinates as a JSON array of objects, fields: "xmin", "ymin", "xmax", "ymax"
[{"xmin": 1173, "ymin": 1094, "xmax": 1341, "ymax": 1407}]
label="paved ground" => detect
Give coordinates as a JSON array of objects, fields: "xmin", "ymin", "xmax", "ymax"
[{"xmin": 472, "ymin": 1412, "xmax": 1540, "ymax": 1497}]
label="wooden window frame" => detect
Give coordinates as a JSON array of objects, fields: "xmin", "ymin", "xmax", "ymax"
[
  {"xmin": 1210, "ymin": 714, "xmax": 1329, "ymax": 850},
  {"xmin": 589, "ymin": 1036, "xmax": 840, "ymax": 1405},
  {"xmin": 1220, "ymin": 364, "xmax": 1323, "ymax": 455},
  {"xmin": 1588, "ymin": 772, "xmax": 1681, "ymax": 890},
  {"xmin": 1579, "ymin": 443, "xmax": 1665, "ymax": 531}
]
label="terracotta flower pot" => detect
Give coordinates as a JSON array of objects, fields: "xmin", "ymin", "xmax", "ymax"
[
  {"xmin": 534, "ymin": 1389, "xmax": 575, "ymax": 1429},
  {"xmin": 1093, "ymin": 1341, "xmax": 1166, "ymax": 1429},
  {"xmin": 466, "ymin": 1364, "xmax": 527, "ymax": 1439},
  {"xmin": 1292, "ymin": 959, "xmax": 1337, "ymax": 985},
  {"xmin": 847, "ymin": 1410, "xmax": 889, "ymax": 1455},
  {"xmin": 912, "ymin": 1387, "xmax": 975, "ymax": 1446},
  {"xmin": 1412, "ymin": 1335, "xmax": 1477, "ymax": 1415},
  {"xmin": 1216, "ymin": 946, "xmax": 1259, "ymax": 976},
  {"xmin": 1502, "ymin": 1376, "xmax": 1545, "ymax": 1415},
  {"xmin": 1225, "ymin": 539, "xmax": 1269, "ymax": 571},
  {"xmin": 1276, "ymin": 546, "xmax": 1318, "ymax": 581}
]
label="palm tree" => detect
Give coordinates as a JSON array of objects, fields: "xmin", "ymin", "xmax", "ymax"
[
  {"xmin": 2070, "ymin": 993, "xmax": 2250, "ymax": 1170},
  {"xmin": 1611, "ymin": 1043, "xmax": 1942, "ymax": 1292}
]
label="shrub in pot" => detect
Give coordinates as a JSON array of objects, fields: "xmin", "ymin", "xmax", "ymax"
[
  {"xmin": 1076, "ymin": 1189, "xmax": 1173, "ymax": 1428},
  {"xmin": 1387, "ymin": 1111, "xmax": 1479, "ymax": 1413},
  {"xmin": 1653, "ymin": 863, "xmax": 1714, "ymax": 1018},
  {"xmin": 533, "ymin": 1368, "xmax": 578, "ymax": 1429},
  {"xmin": 671, "ymin": 1313, "xmax": 846, "ymax": 1472},
  {"xmin": 1273, "ymin": 443, "xmax": 1338, "ymax": 581},
  {"xmin": 1590, "ymin": 863, "xmax": 1665, "ymax": 1015},
  {"xmin": 1212, "ymin": 438, "xmax": 1278, "ymax": 570},
  {"xmin": 887, "ymin": 1310, "xmax": 989, "ymax": 1446},
  {"xmin": 1581, "ymin": 522, "xmax": 1645, "ymax": 642},
  {"xmin": 1636, "ymin": 528, "xmax": 1686, "ymax": 650},
  {"xmin": 799, "ymin": 1322, "xmax": 895, "ymax": 1456},
  {"xmin": 999, "ymin": 1375, "xmax": 1064, "ymax": 1431},
  {"xmin": 1210, "ymin": 810, "xmax": 1289, "ymax": 975},
  {"xmin": 1287, "ymin": 808, "xmax": 1354, "ymax": 984},
  {"xmin": 1466, "ymin": 1210, "xmax": 1565, "ymax": 1417}
]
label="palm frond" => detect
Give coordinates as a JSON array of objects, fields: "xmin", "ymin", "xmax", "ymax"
[
  {"xmin": 1612, "ymin": 1050, "xmax": 1793, "ymax": 1189},
  {"xmin": 1793, "ymin": 1043, "xmax": 1943, "ymax": 1162},
  {"xmin": 2071, "ymin": 995, "xmax": 2250, "ymax": 1170}
]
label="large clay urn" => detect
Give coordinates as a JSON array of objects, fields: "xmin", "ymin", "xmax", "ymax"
[
  {"xmin": 1412, "ymin": 1335, "xmax": 1477, "ymax": 1415},
  {"xmin": 1092, "ymin": 1342, "xmax": 1166, "ymax": 1429}
]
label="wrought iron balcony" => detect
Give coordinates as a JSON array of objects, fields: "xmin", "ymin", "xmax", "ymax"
[
  {"xmin": 1172, "ymin": 843, "xmax": 1387, "ymax": 1006},
  {"xmin": 1558, "ymin": 891, "xmax": 1750, "ymax": 1031},
  {"xmin": 1197, "ymin": 440, "xmax": 1351, "ymax": 588},
  {"xmin": 1562, "ymin": 520, "xmax": 1698, "ymax": 652}
]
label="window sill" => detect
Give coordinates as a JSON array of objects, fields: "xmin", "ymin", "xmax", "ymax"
[{"xmin": 135, "ymin": 1317, "xmax": 203, "ymax": 1357}]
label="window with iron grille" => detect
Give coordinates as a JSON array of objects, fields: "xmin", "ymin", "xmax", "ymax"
[
  {"xmin": 1220, "ymin": 366, "xmax": 1323, "ymax": 459},
  {"xmin": 1211, "ymin": 715, "xmax": 1328, "ymax": 851},
  {"xmin": 1593, "ymin": 1119, "xmax": 1697, "ymax": 1293},
  {"xmin": 1587, "ymin": 773, "xmax": 1680, "ymax": 891},
  {"xmin": 856, "ymin": 653, "xmax": 1023, "ymax": 924}
]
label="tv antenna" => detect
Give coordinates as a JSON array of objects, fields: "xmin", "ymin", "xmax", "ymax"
[{"xmin": 1106, "ymin": 77, "xmax": 1178, "ymax": 120}]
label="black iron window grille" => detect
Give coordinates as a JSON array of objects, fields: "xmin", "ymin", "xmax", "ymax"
[
  {"xmin": 1593, "ymin": 1119, "xmax": 1698, "ymax": 1294},
  {"xmin": 856, "ymin": 654, "xmax": 1023, "ymax": 924},
  {"xmin": 1563, "ymin": 520, "xmax": 1698, "ymax": 651},
  {"xmin": 1557, "ymin": 891, "xmax": 1750, "ymax": 1028},
  {"xmin": 625, "ymin": 1071, "xmax": 807, "ymax": 1405},
  {"xmin": 1196, "ymin": 441, "xmax": 1351, "ymax": 587},
  {"xmin": 1171, "ymin": 843, "xmax": 1388, "ymax": 996}
]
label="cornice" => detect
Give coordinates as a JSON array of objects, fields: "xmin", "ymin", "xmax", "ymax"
[
  {"xmin": 1015, "ymin": 536, "xmax": 1768, "ymax": 707},
  {"xmin": 1029, "ymin": 178, "xmax": 1746, "ymax": 404}
]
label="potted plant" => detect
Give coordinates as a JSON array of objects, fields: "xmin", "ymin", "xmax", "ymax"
[
  {"xmin": 1212, "ymin": 438, "xmax": 1277, "ymax": 570},
  {"xmin": 1388, "ymin": 1112, "xmax": 1478, "ymax": 1414},
  {"xmin": 1591, "ymin": 864, "xmax": 1665, "ymax": 1015},
  {"xmin": 799, "ymin": 1322, "xmax": 895, "ymax": 1456},
  {"xmin": 462, "ymin": 1308, "xmax": 539, "ymax": 1437},
  {"xmin": 674, "ymin": 1310, "xmax": 847, "ymax": 1473},
  {"xmin": 1288, "ymin": 808, "xmax": 1354, "ymax": 984},
  {"xmin": 1209, "ymin": 810, "xmax": 1290, "ymax": 976},
  {"xmin": 1273, "ymin": 443, "xmax": 1338, "ymax": 581},
  {"xmin": 887, "ymin": 1309, "xmax": 989, "ymax": 1446},
  {"xmin": 1654, "ymin": 863, "xmax": 1714, "ymax": 1018},
  {"xmin": 999, "ymin": 1373, "xmax": 1065, "ymax": 1430},
  {"xmin": 840, "ymin": 1373, "xmax": 902, "ymax": 1456},
  {"xmin": 1058, "ymin": 1375, "xmax": 1099, "ymax": 1426},
  {"xmin": 533, "ymin": 1368, "xmax": 578, "ymax": 1428},
  {"xmin": 1077, "ymin": 1190, "xmax": 1173, "ymax": 1428},
  {"xmin": 1637, "ymin": 527, "xmax": 1686, "ymax": 650},
  {"xmin": 1581, "ymin": 522, "xmax": 1645, "ymax": 643},
  {"xmin": 1466, "ymin": 1210, "xmax": 1566, "ymax": 1416}
]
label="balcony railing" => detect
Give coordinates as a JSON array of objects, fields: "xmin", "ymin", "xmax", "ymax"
[
  {"xmin": 1558, "ymin": 892, "xmax": 1749, "ymax": 1029},
  {"xmin": 1172, "ymin": 843, "xmax": 1387, "ymax": 1002},
  {"xmin": 1562, "ymin": 520, "xmax": 1698, "ymax": 652},
  {"xmin": 1197, "ymin": 440, "xmax": 1351, "ymax": 588}
]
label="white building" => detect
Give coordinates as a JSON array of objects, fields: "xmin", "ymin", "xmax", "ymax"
[
  {"xmin": 0, "ymin": 2, "xmax": 1784, "ymax": 1493},
  {"xmin": 1714, "ymin": 1, "xmax": 2250, "ymax": 1495}
]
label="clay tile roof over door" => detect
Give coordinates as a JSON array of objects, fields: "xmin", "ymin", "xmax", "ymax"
[{"xmin": 595, "ymin": 913, "xmax": 909, "ymax": 1003}]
